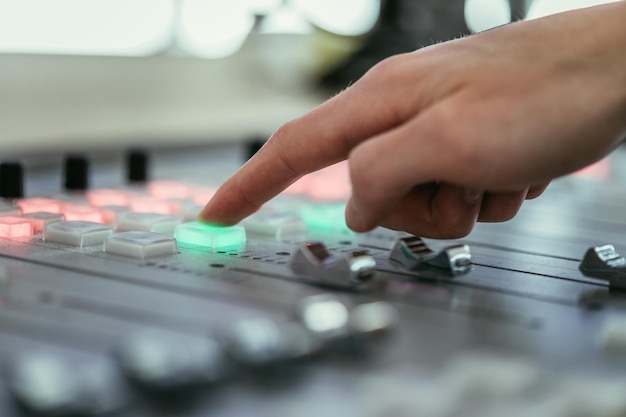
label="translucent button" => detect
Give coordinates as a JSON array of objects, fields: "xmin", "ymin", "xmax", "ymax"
[
  {"xmin": 129, "ymin": 197, "xmax": 179, "ymax": 215},
  {"xmin": 147, "ymin": 180, "xmax": 194, "ymax": 199},
  {"xmin": 174, "ymin": 222, "xmax": 246, "ymax": 249},
  {"xmin": 87, "ymin": 189, "xmax": 131, "ymax": 207},
  {"xmin": 104, "ymin": 231, "xmax": 178, "ymax": 259},
  {"xmin": 62, "ymin": 205, "xmax": 105, "ymax": 223},
  {"xmin": 17, "ymin": 198, "xmax": 63, "ymax": 214},
  {"xmin": 99, "ymin": 205, "xmax": 130, "ymax": 224},
  {"xmin": 116, "ymin": 212, "xmax": 181, "ymax": 235},
  {"xmin": 44, "ymin": 221, "xmax": 113, "ymax": 247},
  {"xmin": 23, "ymin": 212, "xmax": 65, "ymax": 233},
  {"xmin": 0, "ymin": 216, "xmax": 34, "ymax": 238},
  {"xmin": 300, "ymin": 203, "xmax": 350, "ymax": 232},
  {"xmin": 242, "ymin": 211, "xmax": 305, "ymax": 239}
]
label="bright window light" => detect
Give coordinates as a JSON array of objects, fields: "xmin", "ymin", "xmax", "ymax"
[
  {"xmin": 176, "ymin": 0, "xmax": 255, "ymax": 59},
  {"xmin": 259, "ymin": 2, "xmax": 313, "ymax": 34},
  {"xmin": 293, "ymin": 0, "xmax": 380, "ymax": 36},
  {"xmin": 0, "ymin": 0, "xmax": 174, "ymax": 56},
  {"xmin": 526, "ymin": 0, "xmax": 621, "ymax": 19},
  {"xmin": 464, "ymin": 0, "xmax": 511, "ymax": 33}
]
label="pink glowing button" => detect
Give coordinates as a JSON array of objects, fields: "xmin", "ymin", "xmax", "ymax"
[
  {"xmin": 23, "ymin": 212, "xmax": 65, "ymax": 234},
  {"xmin": 284, "ymin": 176, "xmax": 314, "ymax": 195},
  {"xmin": 0, "ymin": 216, "xmax": 34, "ymax": 238},
  {"xmin": 129, "ymin": 197, "xmax": 178, "ymax": 215},
  {"xmin": 99, "ymin": 205, "xmax": 130, "ymax": 224},
  {"xmin": 87, "ymin": 189, "xmax": 131, "ymax": 207},
  {"xmin": 147, "ymin": 180, "xmax": 194, "ymax": 199},
  {"xmin": 306, "ymin": 162, "xmax": 351, "ymax": 202},
  {"xmin": 191, "ymin": 186, "xmax": 217, "ymax": 205},
  {"xmin": 17, "ymin": 198, "xmax": 63, "ymax": 214},
  {"xmin": 62, "ymin": 205, "xmax": 105, "ymax": 223}
]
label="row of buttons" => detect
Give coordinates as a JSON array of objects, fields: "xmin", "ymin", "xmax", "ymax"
[{"xmin": 37, "ymin": 220, "xmax": 247, "ymax": 259}]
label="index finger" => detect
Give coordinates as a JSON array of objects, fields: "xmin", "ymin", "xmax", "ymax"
[{"xmin": 199, "ymin": 63, "xmax": 411, "ymax": 225}]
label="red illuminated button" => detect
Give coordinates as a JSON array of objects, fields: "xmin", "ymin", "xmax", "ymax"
[
  {"xmin": 147, "ymin": 181, "xmax": 194, "ymax": 200},
  {"xmin": 306, "ymin": 162, "xmax": 350, "ymax": 202},
  {"xmin": 116, "ymin": 212, "xmax": 181, "ymax": 235},
  {"xmin": 191, "ymin": 186, "xmax": 217, "ymax": 205},
  {"xmin": 22, "ymin": 212, "xmax": 65, "ymax": 234},
  {"xmin": 87, "ymin": 189, "xmax": 131, "ymax": 207},
  {"xmin": 62, "ymin": 205, "xmax": 105, "ymax": 223},
  {"xmin": 99, "ymin": 205, "xmax": 130, "ymax": 224},
  {"xmin": 0, "ymin": 216, "xmax": 34, "ymax": 238},
  {"xmin": 129, "ymin": 197, "xmax": 178, "ymax": 215},
  {"xmin": 17, "ymin": 198, "xmax": 63, "ymax": 214}
]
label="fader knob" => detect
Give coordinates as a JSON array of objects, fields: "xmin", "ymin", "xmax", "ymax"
[
  {"xmin": 0, "ymin": 162, "xmax": 24, "ymax": 198},
  {"xmin": 64, "ymin": 155, "xmax": 89, "ymax": 191},
  {"xmin": 127, "ymin": 150, "xmax": 149, "ymax": 183}
]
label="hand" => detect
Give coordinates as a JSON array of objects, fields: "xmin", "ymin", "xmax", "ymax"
[{"xmin": 200, "ymin": 2, "xmax": 626, "ymax": 238}]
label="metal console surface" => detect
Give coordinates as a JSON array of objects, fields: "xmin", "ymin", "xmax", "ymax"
[{"xmin": 1, "ymin": 144, "xmax": 626, "ymax": 417}]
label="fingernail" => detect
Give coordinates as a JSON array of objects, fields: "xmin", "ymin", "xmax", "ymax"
[{"xmin": 463, "ymin": 187, "xmax": 483, "ymax": 204}]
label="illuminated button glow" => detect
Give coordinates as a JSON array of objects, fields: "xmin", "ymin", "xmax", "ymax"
[
  {"xmin": 147, "ymin": 181, "xmax": 194, "ymax": 199},
  {"xmin": 300, "ymin": 204, "xmax": 350, "ymax": 231},
  {"xmin": 17, "ymin": 198, "xmax": 63, "ymax": 214},
  {"xmin": 242, "ymin": 211, "xmax": 305, "ymax": 239},
  {"xmin": 283, "ymin": 176, "xmax": 313, "ymax": 195},
  {"xmin": 116, "ymin": 212, "xmax": 181, "ymax": 235},
  {"xmin": 0, "ymin": 201, "xmax": 22, "ymax": 217},
  {"xmin": 44, "ymin": 221, "xmax": 113, "ymax": 247},
  {"xmin": 306, "ymin": 161, "xmax": 351, "ymax": 202},
  {"xmin": 104, "ymin": 231, "xmax": 178, "ymax": 259},
  {"xmin": 0, "ymin": 216, "xmax": 34, "ymax": 238},
  {"xmin": 62, "ymin": 205, "xmax": 105, "ymax": 223},
  {"xmin": 174, "ymin": 222, "xmax": 246, "ymax": 249},
  {"xmin": 23, "ymin": 212, "xmax": 65, "ymax": 234},
  {"xmin": 99, "ymin": 205, "xmax": 131, "ymax": 224},
  {"xmin": 129, "ymin": 197, "xmax": 178, "ymax": 215},
  {"xmin": 191, "ymin": 186, "xmax": 217, "ymax": 205},
  {"xmin": 87, "ymin": 189, "xmax": 131, "ymax": 207}
]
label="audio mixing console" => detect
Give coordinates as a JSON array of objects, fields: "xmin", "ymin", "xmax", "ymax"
[{"xmin": 1, "ymin": 143, "xmax": 626, "ymax": 417}]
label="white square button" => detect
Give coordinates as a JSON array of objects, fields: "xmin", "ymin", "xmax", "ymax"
[
  {"xmin": 242, "ymin": 211, "xmax": 305, "ymax": 239},
  {"xmin": 104, "ymin": 231, "xmax": 178, "ymax": 259},
  {"xmin": 116, "ymin": 212, "xmax": 181, "ymax": 235},
  {"xmin": 44, "ymin": 221, "xmax": 113, "ymax": 247},
  {"xmin": 23, "ymin": 212, "xmax": 65, "ymax": 233}
]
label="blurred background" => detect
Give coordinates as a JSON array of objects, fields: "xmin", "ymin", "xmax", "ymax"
[{"xmin": 0, "ymin": 0, "xmax": 619, "ymax": 155}]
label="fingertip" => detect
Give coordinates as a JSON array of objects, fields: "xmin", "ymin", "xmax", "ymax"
[
  {"xmin": 345, "ymin": 197, "xmax": 378, "ymax": 233},
  {"xmin": 197, "ymin": 191, "xmax": 253, "ymax": 227}
]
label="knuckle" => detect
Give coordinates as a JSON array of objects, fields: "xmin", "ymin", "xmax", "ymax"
[
  {"xmin": 362, "ymin": 54, "xmax": 407, "ymax": 85},
  {"xmin": 268, "ymin": 120, "xmax": 296, "ymax": 147}
]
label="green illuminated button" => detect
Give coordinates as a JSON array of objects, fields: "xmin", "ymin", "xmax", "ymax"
[
  {"xmin": 300, "ymin": 204, "xmax": 350, "ymax": 232},
  {"xmin": 174, "ymin": 222, "xmax": 246, "ymax": 249}
]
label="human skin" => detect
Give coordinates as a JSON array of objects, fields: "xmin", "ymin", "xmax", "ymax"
[{"xmin": 200, "ymin": 1, "xmax": 626, "ymax": 239}]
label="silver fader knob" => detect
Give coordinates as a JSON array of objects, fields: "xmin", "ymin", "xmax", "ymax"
[
  {"xmin": 289, "ymin": 242, "xmax": 376, "ymax": 288},
  {"xmin": 580, "ymin": 244, "xmax": 626, "ymax": 290},
  {"xmin": 389, "ymin": 236, "xmax": 472, "ymax": 275}
]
